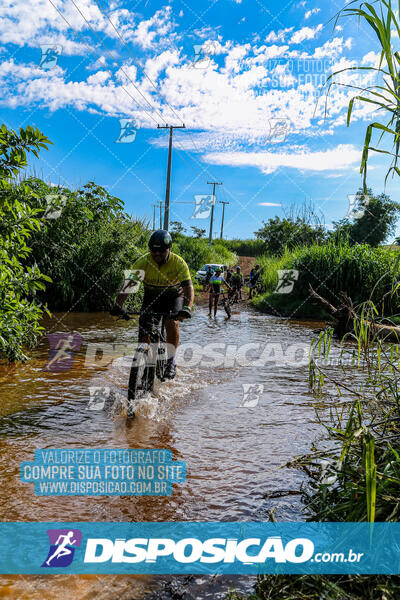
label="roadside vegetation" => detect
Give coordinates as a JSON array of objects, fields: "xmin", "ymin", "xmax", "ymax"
[
  {"xmin": 244, "ymin": 189, "xmax": 400, "ymax": 319},
  {"xmin": 0, "ymin": 125, "xmax": 236, "ymax": 362},
  {"xmin": 172, "ymin": 232, "xmax": 236, "ymax": 272},
  {"xmin": 252, "ymin": 242, "xmax": 400, "ymax": 319},
  {"xmin": 0, "ymin": 124, "xmax": 52, "ymax": 361}
]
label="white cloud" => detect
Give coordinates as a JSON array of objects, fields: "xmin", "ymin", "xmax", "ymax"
[
  {"xmin": 0, "ymin": 0, "xmax": 106, "ymax": 52},
  {"xmin": 129, "ymin": 6, "xmax": 176, "ymax": 50},
  {"xmin": 312, "ymin": 37, "xmax": 351, "ymax": 58},
  {"xmin": 0, "ymin": 2, "xmax": 378, "ymax": 175},
  {"xmin": 204, "ymin": 145, "xmax": 361, "ymax": 175},
  {"xmin": 258, "ymin": 202, "xmax": 282, "ymax": 206},
  {"xmin": 265, "ymin": 27, "xmax": 293, "ymax": 43},
  {"xmin": 192, "ymin": 25, "xmax": 221, "ymax": 40},
  {"xmin": 305, "ymin": 8, "xmax": 321, "ymax": 19},
  {"xmin": 290, "ymin": 25, "xmax": 323, "ymax": 44},
  {"xmin": 86, "ymin": 70, "xmax": 111, "ymax": 84}
]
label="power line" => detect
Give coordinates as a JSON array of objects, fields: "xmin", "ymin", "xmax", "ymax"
[
  {"xmin": 68, "ymin": 0, "xmax": 164, "ymax": 124},
  {"xmin": 87, "ymin": 0, "xmax": 223, "ymax": 183},
  {"xmin": 92, "ymin": 0, "xmax": 185, "ymax": 127},
  {"xmin": 48, "ymin": 0, "xmax": 227, "ymax": 224},
  {"xmin": 65, "ymin": 0, "xmax": 218, "ymax": 185},
  {"xmin": 47, "ymin": 0, "xmax": 159, "ymax": 126},
  {"xmin": 48, "ymin": 0, "xmax": 214, "ymax": 200}
]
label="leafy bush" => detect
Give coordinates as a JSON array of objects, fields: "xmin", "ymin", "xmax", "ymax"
[
  {"xmin": 25, "ymin": 178, "xmax": 149, "ymax": 311},
  {"xmin": 172, "ymin": 235, "xmax": 237, "ymax": 271},
  {"xmin": 0, "ymin": 124, "xmax": 52, "ymax": 361},
  {"xmin": 291, "ymin": 243, "xmax": 400, "ymax": 312},
  {"xmin": 331, "ymin": 188, "xmax": 400, "ymax": 247},
  {"xmin": 255, "ymin": 216, "xmax": 326, "ymax": 255}
]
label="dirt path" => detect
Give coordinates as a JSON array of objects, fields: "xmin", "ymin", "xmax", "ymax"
[{"xmin": 237, "ymin": 255, "xmax": 256, "ymax": 276}]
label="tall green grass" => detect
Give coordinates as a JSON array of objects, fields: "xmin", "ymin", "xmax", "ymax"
[
  {"xmin": 218, "ymin": 238, "xmax": 265, "ymax": 257},
  {"xmin": 252, "ymin": 243, "xmax": 400, "ymax": 318}
]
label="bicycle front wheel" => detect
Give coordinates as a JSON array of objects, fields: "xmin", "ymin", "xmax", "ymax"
[
  {"xmin": 222, "ymin": 298, "xmax": 231, "ymax": 318},
  {"xmin": 128, "ymin": 349, "xmax": 156, "ymax": 403}
]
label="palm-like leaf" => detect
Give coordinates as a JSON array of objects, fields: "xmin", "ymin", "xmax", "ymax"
[{"xmin": 320, "ymin": 0, "xmax": 400, "ymax": 190}]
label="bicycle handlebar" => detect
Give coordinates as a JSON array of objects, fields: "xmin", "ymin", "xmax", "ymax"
[{"xmin": 114, "ymin": 310, "xmax": 183, "ymax": 320}]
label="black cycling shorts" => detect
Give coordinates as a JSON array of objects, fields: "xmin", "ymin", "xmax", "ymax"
[{"xmin": 138, "ymin": 288, "xmax": 183, "ymax": 338}]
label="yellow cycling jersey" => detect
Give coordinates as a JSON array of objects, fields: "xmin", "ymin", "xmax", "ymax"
[{"xmin": 131, "ymin": 252, "xmax": 191, "ymax": 289}]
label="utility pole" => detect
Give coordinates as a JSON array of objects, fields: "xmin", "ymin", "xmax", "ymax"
[
  {"xmin": 157, "ymin": 124, "xmax": 186, "ymax": 231},
  {"xmin": 219, "ymin": 200, "xmax": 229, "ymax": 239},
  {"xmin": 152, "ymin": 204, "xmax": 156, "ymax": 230},
  {"xmin": 207, "ymin": 181, "xmax": 222, "ymax": 245}
]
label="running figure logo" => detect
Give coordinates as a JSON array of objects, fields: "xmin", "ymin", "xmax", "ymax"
[
  {"xmin": 275, "ymin": 269, "xmax": 299, "ymax": 294},
  {"xmin": 42, "ymin": 529, "xmax": 82, "ymax": 568},
  {"xmin": 43, "ymin": 333, "xmax": 82, "ymax": 372},
  {"xmin": 240, "ymin": 384, "xmax": 264, "ymax": 408},
  {"xmin": 43, "ymin": 193, "xmax": 67, "ymax": 219},
  {"xmin": 115, "ymin": 119, "xmax": 139, "ymax": 143},
  {"xmin": 192, "ymin": 41, "xmax": 217, "ymax": 68},
  {"xmin": 346, "ymin": 193, "xmax": 370, "ymax": 220},
  {"xmin": 88, "ymin": 386, "xmax": 111, "ymax": 411},
  {"xmin": 267, "ymin": 118, "xmax": 289, "ymax": 143},
  {"xmin": 121, "ymin": 269, "xmax": 145, "ymax": 294},
  {"xmin": 39, "ymin": 45, "xmax": 62, "ymax": 69},
  {"xmin": 192, "ymin": 195, "xmax": 215, "ymax": 219}
]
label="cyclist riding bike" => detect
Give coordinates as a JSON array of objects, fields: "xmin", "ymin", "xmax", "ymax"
[
  {"xmin": 110, "ymin": 229, "xmax": 194, "ymax": 380},
  {"xmin": 230, "ymin": 266, "xmax": 243, "ymax": 302},
  {"xmin": 207, "ymin": 267, "xmax": 231, "ymax": 318},
  {"xmin": 249, "ymin": 264, "xmax": 261, "ymax": 299}
]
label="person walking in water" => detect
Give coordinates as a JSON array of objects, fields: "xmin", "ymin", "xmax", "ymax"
[
  {"xmin": 248, "ymin": 264, "xmax": 261, "ymax": 299},
  {"xmin": 203, "ymin": 265, "xmax": 213, "ymax": 291},
  {"xmin": 230, "ymin": 266, "xmax": 244, "ymax": 302},
  {"xmin": 207, "ymin": 267, "xmax": 230, "ymax": 318}
]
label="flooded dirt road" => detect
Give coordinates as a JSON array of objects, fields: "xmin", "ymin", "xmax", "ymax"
[{"xmin": 0, "ymin": 305, "xmax": 327, "ymax": 599}]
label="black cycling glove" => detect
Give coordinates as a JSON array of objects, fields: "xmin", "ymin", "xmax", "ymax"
[{"xmin": 110, "ymin": 305, "xmax": 130, "ymax": 320}]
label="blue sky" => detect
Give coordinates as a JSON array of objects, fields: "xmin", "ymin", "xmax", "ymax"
[{"xmin": 1, "ymin": 0, "xmax": 399, "ymax": 239}]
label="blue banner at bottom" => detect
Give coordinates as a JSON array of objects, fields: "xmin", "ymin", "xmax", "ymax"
[{"xmin": 1, "ymin": 522, "xmax": 399, "ymax": 574}]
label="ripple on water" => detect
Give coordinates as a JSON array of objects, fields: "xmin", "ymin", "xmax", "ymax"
[{"xmin": 0, "ymin": 307, "xmax": 338, "ymax": 599}]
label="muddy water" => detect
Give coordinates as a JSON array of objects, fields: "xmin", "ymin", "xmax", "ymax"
[{"xmin": 0, "ymin": 306, "xmax": 326, "ymax": 599}]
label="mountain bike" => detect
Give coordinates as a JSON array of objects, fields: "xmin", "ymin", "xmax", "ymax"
[
  {"xmin": 208, "ymin": 288, "xmax": 232, "ymax": 318},
  {"xmin": 220, "ymin": 290, "xmax": 232, "ymax": 318},
  {"xmin": 228, "ymin": 286, "xmax": 241, "ymax": 304},
  {"xmin": 113, "ymin": 309, "xmax": 179, "ymax": 418}
]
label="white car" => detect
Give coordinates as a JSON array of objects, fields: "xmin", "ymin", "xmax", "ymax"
[{"xmin": 195, "ymin": 264, "xmax": 225, "ymax": 283}]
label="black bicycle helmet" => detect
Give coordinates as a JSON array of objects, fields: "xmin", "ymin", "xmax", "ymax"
[{"xmin": 148, "ymin": 229, "xmax": 172, "ymax": 252}]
